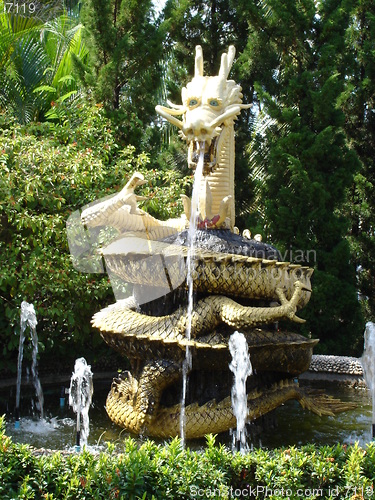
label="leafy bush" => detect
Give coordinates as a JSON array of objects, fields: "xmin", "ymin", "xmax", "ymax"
[
  {"xmin": 1, "ymin": 416, "xmax": 375, "ymax": 500},
  {"xmin": 0, "ymin": 104, "xmax": 190, "ymax": 374}
]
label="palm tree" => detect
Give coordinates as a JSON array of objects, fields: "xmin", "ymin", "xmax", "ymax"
[{"xmin": 0, "ymin": 2, "xmax": 88, "ymax": 123}]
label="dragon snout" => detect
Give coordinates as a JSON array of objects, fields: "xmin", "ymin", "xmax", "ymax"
[
  {"xmin": 182, "ymin": 120, "xmax": 215, "ymax": 143},
  {"xmin": 182, "ymin": 106, "xmax": 220, "ymax": 143}
]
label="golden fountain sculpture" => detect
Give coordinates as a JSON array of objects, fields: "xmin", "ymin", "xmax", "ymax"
[{"xmin": 79, "ymin": 46, "xmax": 352, "ymax": 439}]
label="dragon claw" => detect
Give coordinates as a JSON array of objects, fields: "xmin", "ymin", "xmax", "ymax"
[
  {"xmin": 291, "ymin": 314, "xmax": 306, "ymax": 324},
  {"xmin": 276, "ymin": 281, "xmax": 309, "ymax": 323}
]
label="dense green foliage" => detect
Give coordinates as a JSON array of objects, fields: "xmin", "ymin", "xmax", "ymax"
[
  {"xmin": 77, "ymin": 0, "xmax": 164, "ymax": 149},
  {"xmin": 1, "ymin": 419, "xmax": 375, "ymax": 499},
  {"xmin": 234, "ymin": 0, "xmax": 364, "ymax": 353},
  {"xmin": 343, "ymin": 0, "xmax": 375, "ymax": 322},
  {"xmin": 0, "ymin": 103, "xmax": 190, "ymax": 374},
  {"xmin": 0, "ymin": 2, "xmax": 88, "ymax": 123},
  {"xmin": 0, "ymin": 104, "xmax": 123, "ymax": 372}
]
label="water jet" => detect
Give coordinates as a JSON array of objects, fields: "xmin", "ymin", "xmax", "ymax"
[
  {"xmin": 361, "ymin": 322, "xmax": 375, "ymax": 439},
  {"xmin": 69, "ymin": 357, "xmax": 93, "ymax": 451},
  {"xmin": 15, "ymin": 301, "xmax": 44, "ymax": 428},
  {"xmin": 229, "ymin": 331, "xmax": 252, "ymax": 453}
]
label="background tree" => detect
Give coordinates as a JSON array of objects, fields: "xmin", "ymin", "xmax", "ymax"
[
  {"xmin": 343, "ymin": 0, "xmax": 375, "ymax": 323},
  {"xmin": 78, "ymin": 0, "xmax": 164, "ymax": 148},
  {"xmin": 235, "ymin": 0, "xmax": 364, "ymax": 354},
  {"xmin": 0, "ymin": 3, "xmax": 87, "ymax": 123}
]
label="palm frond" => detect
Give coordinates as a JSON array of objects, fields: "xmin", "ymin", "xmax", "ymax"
[
  {"xmin": 0, "ymin": 7, "xmax": 87, "ymax": 123},
  {"xmin": 239, "ymin": 110, "xmax": 291, "ymax": 221}
]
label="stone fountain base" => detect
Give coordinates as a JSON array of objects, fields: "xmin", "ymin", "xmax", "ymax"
[
  {"xmin": 300, "ymin": 355, "xmax": 365, "ymax": 388},
  {"xmin": 91, "ymin": 229, "xmax": 357, "ymax": 439}
]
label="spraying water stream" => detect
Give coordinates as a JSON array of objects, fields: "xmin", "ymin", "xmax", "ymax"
[
  {"xmin": 180, "ymin": 143, "xmax": 205, "ymax": 445},
  {"xmin": 15, "ymin": 301, "xmax": 44, "ymax": 426},
  {"xmin": 229, "ymin": 331, "xmax": 253, "ymax": 453},
  {"xmin": 361, "ymin": 322, "xmax": 375, "ymax": 439},
  {"xmin": 69, "ymin": 357, "xmax": 94, "ymax": 450}
]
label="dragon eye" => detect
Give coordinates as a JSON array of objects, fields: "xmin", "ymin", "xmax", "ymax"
[
  {"xmin": 209, "ymin": 99, "xmax": 219, "ymax": 107},
  {"xmin": 188, "ymin": 99, "xmax": 198, "ymax": 107}
]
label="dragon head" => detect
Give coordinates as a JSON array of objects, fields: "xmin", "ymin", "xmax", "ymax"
[{"xmin": 156, "ymin": 46, "xmax": 250, "ymax": 175}]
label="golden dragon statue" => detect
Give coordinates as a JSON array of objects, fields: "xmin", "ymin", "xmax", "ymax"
[{"xmin": 77, "ymin": 46, "xmax": 354, "ymax": 439}]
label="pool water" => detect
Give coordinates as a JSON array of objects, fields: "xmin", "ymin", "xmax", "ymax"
[
  {"xmin": 247, "ymin": 384, "xmax": 372, "ymax": 449},
  {"xmin": 1, "ymin": 379, "xmax": 122, "ymax": 452},
  {"xmin": 1, "ymin": 379, "xmax": 373, "ymax": 451}
]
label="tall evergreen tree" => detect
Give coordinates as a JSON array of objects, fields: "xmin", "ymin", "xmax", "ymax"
[
  {"xmin": 236, "ymin": 0, "xmax": 363, "ymax": 354},
  {"xmin": 78, "ymin": 0, "xmax": 163, "ymax": 146},
  {"xmin": 162, "ymin": 0, "xmax": 242, "ymax": 74},
  {"xmin": 343, "ymin": 0, "xmax": 375, "ymax": 323}
]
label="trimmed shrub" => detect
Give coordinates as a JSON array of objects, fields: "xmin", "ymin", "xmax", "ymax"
[{"xmin": 1, "ymin": 417, "xmax": 375, "ymax": 499}]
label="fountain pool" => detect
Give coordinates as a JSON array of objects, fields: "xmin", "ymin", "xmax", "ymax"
[
  {"xmin": 1, "ymin": 380, "xmax": 118, "ymax": 451},
  {"xmin": 253, "ymin": 383, "xmax": 372, "ymax": 449},
  {"xmin": 1, "ymin": 380, "xmax": 372, "ymax": 451}
]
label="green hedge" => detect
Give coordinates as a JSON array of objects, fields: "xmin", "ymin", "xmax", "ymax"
[{"xmin": 1, "ymin": 418, "xmax": 375, "ymax": 499}]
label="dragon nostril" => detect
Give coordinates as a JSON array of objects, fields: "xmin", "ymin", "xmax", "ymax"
[{"xmin": 183, "ymin": 123, "xmax": 210, "ymax": 139}]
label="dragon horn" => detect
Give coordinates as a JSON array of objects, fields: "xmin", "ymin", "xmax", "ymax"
[
  {"xmin": 155, "ymin": 105, "xmax": 184, "ymax": 129},
  {"xmin": 219, "ymin": 46, "xmax": 236, "ymax": 79},
  {"xmin": 195, "ymin": 45, "xmax": 204, "ymax": 77}
]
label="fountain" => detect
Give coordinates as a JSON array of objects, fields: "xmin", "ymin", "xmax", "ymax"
[
  {"xmin": 15, "ymin": 301, "xmax": 44, "ymax": 428},
  {"xmin": 68, "ymin": 45, "xmax": 353, "ymax": 442}
]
